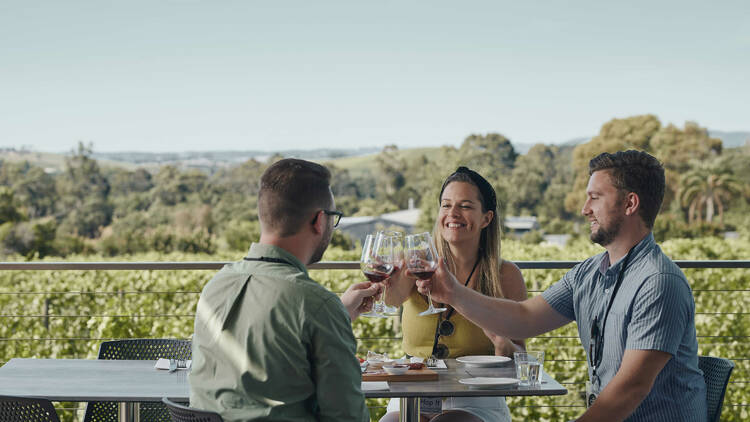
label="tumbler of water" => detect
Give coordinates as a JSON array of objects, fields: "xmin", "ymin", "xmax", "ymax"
[{"xmin": 514, "ymin": 351, "xmax": 545, "ymax": 386}]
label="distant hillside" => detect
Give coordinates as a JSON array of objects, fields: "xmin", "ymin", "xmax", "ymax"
[
  {"xmin": 709, "ymin": 130, "xmax": 750, "ymax": 148},
  {"xmin": 0, "ymin": 148, "xmax": 135, "ymax": 173}
]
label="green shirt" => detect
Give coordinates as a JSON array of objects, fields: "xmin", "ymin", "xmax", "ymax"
[{"xmin": 189, "ymin": 243, "xmax": 369, "ymax": 422}]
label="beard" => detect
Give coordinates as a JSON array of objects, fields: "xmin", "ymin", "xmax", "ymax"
[
  {"xmin": 309, "ymin": 223, "xmax": 333, "ymax": 264},
  {"xmin": 590, "ymin": 214, "xmax": 624, "ymax": 247}
]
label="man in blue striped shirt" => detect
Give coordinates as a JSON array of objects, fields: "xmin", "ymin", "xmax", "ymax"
[{"xmin": 418, "ymin": 150, "xmax": 706, "ymax": 421}]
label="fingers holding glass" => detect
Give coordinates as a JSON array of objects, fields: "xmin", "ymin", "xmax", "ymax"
[{"xmin": 405, "ymin": 232, "xmax": 446, "ymax": 316}]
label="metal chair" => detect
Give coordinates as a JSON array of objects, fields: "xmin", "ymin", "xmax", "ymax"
[
  {"xmin": 0, "ymin": 395, "xmax": 61, "ymax": 422},
  {"xmin": 162, "ymin": 398, "xmax": 223, "ymax": 422},
  {"xmin": 699, "ymin": 355, "xmax": 734, "ymax": 422},
  {"xmin": 429, "ymin": 410, "xmax": 483, "ymax": 422},
  {"xmin": 83, "ymin": 339, "xmax": 192, "ymax": 422}
]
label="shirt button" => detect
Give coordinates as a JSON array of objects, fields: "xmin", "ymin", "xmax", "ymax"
[{"xmin": 605, "ymin": 288, "xmax": 610, "ymax": 294}]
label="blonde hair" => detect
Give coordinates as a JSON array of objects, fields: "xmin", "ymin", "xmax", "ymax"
[{"xmin": 432, "ymin": 174, "xmax": 504, "ymax": 299}]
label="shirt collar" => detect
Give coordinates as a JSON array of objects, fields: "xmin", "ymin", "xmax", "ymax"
[
  {"xmin": 598, "ymin": 232, "xmax": 655, "ymax": 276},
  {"xmin": 246, "ymin": 243, "xmax": 309, "ymax": 275}
]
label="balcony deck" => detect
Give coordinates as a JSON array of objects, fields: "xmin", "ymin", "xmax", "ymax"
[{"xmin": 1, "ymin": 260, "xmax": 748, "ymax": 421}]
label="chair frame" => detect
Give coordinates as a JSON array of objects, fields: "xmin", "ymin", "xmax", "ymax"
[
  {"xmin": 162, "ymin": 397, "xmax": 223, "ymax": 422},
  {"xmin": 82, "ymin": 338, "xmax": 192, "ymax": 422},
  {"xmin": 699, "ymin": 355, "xmax": 735, "ymax": 422},
  {"xmin": 0, "ymin": 394, "xmax": 61, "ymax": 422}
]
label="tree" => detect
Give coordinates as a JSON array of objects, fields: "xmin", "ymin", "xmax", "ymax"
[
  {"xmin": 508, "ymin": 144, "xmax": 557, "ymax": 214},
  {"xmin": 56, "ymin": 143, "xmax": 112, "ymax": 238},
  {"xmin": 0, "ymin": 187, "xmax": 24, "ymax": 224},
  {"xmin": 565, "ymin": 115, "xmax": 660, "ymax": 214},
  {"xmin": 457, "ymin": 133, "xmax": 518, "ymax": 177},
  {"xmin": 679, "ymin": 161, "xmax": 745, "ymax": 225}
]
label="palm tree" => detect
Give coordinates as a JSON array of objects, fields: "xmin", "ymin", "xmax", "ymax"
[{"xmin": 679, "ymin": 161, "xmax": 744, "ymax": 224}]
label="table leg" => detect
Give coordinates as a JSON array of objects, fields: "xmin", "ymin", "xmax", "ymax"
[
  {"xmin": 118, "ymin": 402, "xmax": 140, "ymax": 422},
  {"xmin": 399, "ymin": 397, "xmax": 420, "ymax": 422}
]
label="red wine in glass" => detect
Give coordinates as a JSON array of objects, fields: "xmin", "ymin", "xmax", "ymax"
[
  {"xmin": 411, "ymin": 269, "xmax": 435, "ymax": 280},
  {"xmin": 363, "ymin": 270, "xmax": 391, "ymax": 283}
]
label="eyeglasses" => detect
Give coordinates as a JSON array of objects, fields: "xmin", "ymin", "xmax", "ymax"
[{"xmin": 322, "ymin": 210, "xmax": 343, "ymax": 228}]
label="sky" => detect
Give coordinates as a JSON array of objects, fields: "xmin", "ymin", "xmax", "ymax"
[{"xmin": 1, "ymin": 0, "xmax": 748, "ymax": 153}]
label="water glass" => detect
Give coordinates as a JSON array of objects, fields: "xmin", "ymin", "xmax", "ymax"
[{"xmin": 514, "ymin": 351, "xmax": 545, "ymax": 386}]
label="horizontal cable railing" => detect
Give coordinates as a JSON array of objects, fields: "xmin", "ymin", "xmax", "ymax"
[
  {"xmin": 2, "ymin": 260, "xmax": 749, "ymax": 270},
  {"xmin": 1, "ymin": 260, "xmax": 748, "ymax": 420}
]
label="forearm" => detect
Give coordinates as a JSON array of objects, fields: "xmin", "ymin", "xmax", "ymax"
[
  {"xmin": 451, "ymin": 286, "xmax": 538, "ymax": 339},
  {"xmin": 576, "ymin": 377, "xmax": 650, "ymax": 422}
]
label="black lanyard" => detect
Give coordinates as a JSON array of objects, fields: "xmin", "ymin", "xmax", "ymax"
[
  {"xmin": 243, "ymin": 256, "xmax": 294, "ymax": 266},
  {"xmin": 589, "ymin": 247, "xmax": 635, "ymax": 387}
]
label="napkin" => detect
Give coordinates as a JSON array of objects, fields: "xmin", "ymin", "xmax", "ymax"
[
  {"xmin": 154, "ymin": 358, "xmax": 192, "ymax": 370},
  {"xmin": 361, "ymin": 381, "xmax": 390, "ymax": 391}
]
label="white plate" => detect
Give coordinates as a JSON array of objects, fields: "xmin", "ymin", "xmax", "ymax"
[
  {"xmin": 458, "ymin": 377, "xmax": 518, "ymax": 388},
  {"xmin": 456, "ymin": 355, "xmax": 511, "ymax": 367}
]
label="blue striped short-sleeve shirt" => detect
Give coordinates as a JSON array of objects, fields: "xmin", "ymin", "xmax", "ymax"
[{"xmin": 542, "ymin": 233, "xmax": 706, "ymax": 421}]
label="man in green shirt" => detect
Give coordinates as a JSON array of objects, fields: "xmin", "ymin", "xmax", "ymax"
[{"xmin": 190, "ymin": 158, "xmax": 379, "ymax": 422}]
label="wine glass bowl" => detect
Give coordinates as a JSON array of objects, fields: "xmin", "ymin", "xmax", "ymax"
[
  {"xmin": 378, "ymin": 231, "xmax": 403, "ymax": 316},
  {"xmin": 360, "ymin": 233, "xmax": 394, "ymax": 318},
  {"xmin": 405, "ymin": 232, "xmax": 446, "ymax": 316}
]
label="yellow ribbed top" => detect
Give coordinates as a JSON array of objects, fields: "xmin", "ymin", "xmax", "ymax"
[{"xmin": 402, "ymin": 290, "xmax": 493, "ymax": 358}]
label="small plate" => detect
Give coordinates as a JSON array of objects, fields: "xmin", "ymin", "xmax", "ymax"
[
  {"xmin": 456, "ymin": 355, "xmax": 511, "ymax": 367},
  {"xmin": 459, "ymin": 377, "xmax": 518, "ymax": 388}
]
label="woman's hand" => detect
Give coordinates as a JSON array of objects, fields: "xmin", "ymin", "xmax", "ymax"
[
  {"xmin": 383, "ymin": 259, "xmax": 414, "ymax": 307},
  {"xmin": 482, "ymin": 327, "xmax": 524, "ymax": 357}
]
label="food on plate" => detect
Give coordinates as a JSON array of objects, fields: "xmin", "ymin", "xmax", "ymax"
[{"xmin": 407, "ymin": 362, "xmax": 424, "ymax": 370}]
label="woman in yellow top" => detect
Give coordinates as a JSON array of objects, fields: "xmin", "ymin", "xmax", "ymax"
[{"xmin": 380, "ymin": 167, "xmax": 527, "ymax": 422}]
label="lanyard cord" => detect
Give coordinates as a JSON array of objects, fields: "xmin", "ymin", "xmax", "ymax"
[
  {"xmin": 243, "ymin": 256, "xmax": 294, "ymax": 266},
  {"xmin": 589, "ymin": 246, "xmax": 635, "ymax": 384},
  {"xmin": 430, "ymin": 257, "xmax": 481, "ymax": 356}
]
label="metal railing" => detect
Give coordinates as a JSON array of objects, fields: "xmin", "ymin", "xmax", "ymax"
[{"xmin": 1, "ymin": 260, "xmax": 748, "ymax": 420}]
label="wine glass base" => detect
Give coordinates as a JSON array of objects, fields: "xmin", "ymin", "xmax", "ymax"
[
  {"xmin": 361, "ymin": 311, "xmax": 387, "ymax": 318},
  {"xmin": 419, "ymin": 307, "xmax": 447, "ymax": 316},
  {"xmin": 382, "ymin": 305, "xmax": 400, "ymax": 316}
]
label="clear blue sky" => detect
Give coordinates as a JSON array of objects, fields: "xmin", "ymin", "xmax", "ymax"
[{"xmin": 1, "ymin": 0, "xmax": 748, "ymax": 153}]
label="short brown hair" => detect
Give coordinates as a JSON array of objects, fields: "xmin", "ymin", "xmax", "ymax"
[
  {"xmin": 588, "ymin": 150, "xmax": 665, "ymax": 229},
  {"xmin": 258, "ymin": 159, "xmax": 332, "ymax": 236}
]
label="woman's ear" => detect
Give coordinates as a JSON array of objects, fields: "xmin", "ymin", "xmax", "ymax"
[{"xmin": 480, "ymin": 210, "xmax": 494, "ymax": 229}]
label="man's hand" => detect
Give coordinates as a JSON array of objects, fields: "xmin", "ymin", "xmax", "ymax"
[
  {"xmin": 414, "ymin": 258, "xmax": 460, "ymax": 305},
  {"xmin": 341, "ymin": 281, "xmax": 381, "ymax": 321}
]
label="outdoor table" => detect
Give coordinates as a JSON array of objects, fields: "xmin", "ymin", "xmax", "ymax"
[
  {"xmin": 367, "ymin": 358, "xmax": 567, "ymax": 422},
  {"xmin": 0, "ymin": 358, "xmax": 186, "ymax": 422},
  {"xmin": 0, "ymin": 358, "xmax": 567, "ymax": 422}
]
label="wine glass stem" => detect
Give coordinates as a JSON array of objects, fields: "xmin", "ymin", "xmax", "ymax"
[{"xmin": 426, "ymin": 288, "xmax": 436, "ymax": 310}]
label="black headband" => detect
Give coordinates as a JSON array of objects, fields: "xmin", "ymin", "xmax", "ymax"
[{"xmin": 439, "ymin": 166, "xmax": 497, "ymax": 213}]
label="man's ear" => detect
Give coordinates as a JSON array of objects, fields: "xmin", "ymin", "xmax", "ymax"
[
  {"xmin": 311, "ymin": 210, "xmax": 325, "ymax": 235},
  {"xmin": 624, "ymin": 192, "xmax": 640, "ymax": 217}
]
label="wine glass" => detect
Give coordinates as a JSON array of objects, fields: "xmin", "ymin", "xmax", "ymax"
[
  {"xmin": 405, "ymin": 232, "xmax": 446, "ymax": 316},
  {"xmin": 379, "ymin": 231, "xmax": 403, "ymax": 316},
  {"xmin": 360, "ymin": 233, "xmax": 394, "ymax": 318}
]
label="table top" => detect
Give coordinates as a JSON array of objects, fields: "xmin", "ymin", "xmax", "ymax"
[
  {"xmin": 0, "ymin": 358, "xmax": 189, "ymax": 402},
  {"xmin": 364, "ymin": 359, "xmax": 567, "ymax": 398},
  {"xmin": 0, "ymin": 358, "xmax": 566, "ymax": 402}
]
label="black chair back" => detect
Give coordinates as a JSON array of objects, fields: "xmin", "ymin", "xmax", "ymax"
[
  {"xmin": 83, "ymin": 339, "xmax": 192, "ymax": 422},
  {"xmin": 0, "ymin": 395, "xmax": 61, "ymax": 422},
  {"xmin": 698, "ymin": 355, "xmax": 734, "ymax": 422},
  {"xmin": 162, "ymin": 398, "xmax": 223, "ymax": 422}
]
